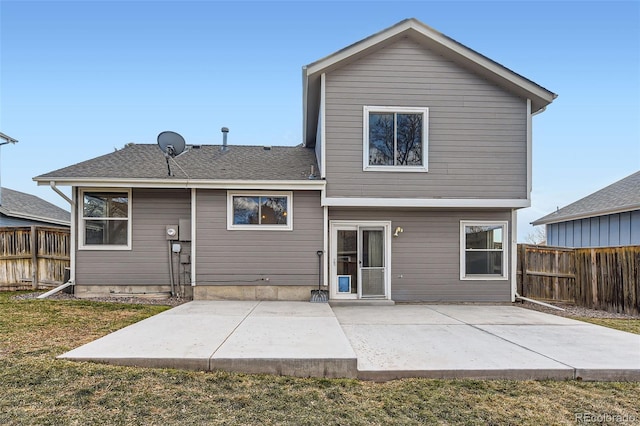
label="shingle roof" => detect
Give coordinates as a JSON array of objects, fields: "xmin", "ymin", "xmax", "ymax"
[
  {"xmin": 35, "ymin": 144, "xmax": 319, "ymax": 181},
  {"xmin": 0, "ymin": 187, "xmax": 71, "ymax": 226},
  {"xmin": 532, "ymin": 171, "xmax": 640, "ymax": 225}
]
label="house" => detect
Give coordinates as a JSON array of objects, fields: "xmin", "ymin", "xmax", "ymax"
[
  {"xmin": 34, "ymin": 18, "xmax": 556, "ymax": 302},
  {"xmin": 532, "ymin": 171, "xmax": 640, "ymax": 247},
  {"xmin": 0, "ymin": 187, "xmax": 70, "ymax": 228}
]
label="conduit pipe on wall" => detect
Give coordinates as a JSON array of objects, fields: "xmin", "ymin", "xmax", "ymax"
[{"xmin": 168, "ymin": 241, "xmax": 175, "ymax": 297}]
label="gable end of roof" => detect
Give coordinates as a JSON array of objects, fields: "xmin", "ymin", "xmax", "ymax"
[{"xmin": 303, "ymin": 18, "xmax": 557, "ymax": 147}]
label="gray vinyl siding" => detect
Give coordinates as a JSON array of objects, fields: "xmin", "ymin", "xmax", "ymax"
[
  {"xmin": 196, "ymin": 190, "xmax": 323, "ymax": 286},
  {"xmin": 76, "ymin": 188, "xmax": 191, "ymax": 286},
  {"xmin": 546, "ymin": 210, "xmax": 640, "ymax": 248},
  {"xmin": 329, "ymin": 208, "xmax": 512, "ymax": 302},
  {"xmin": 324, "ymin": 37, "xmax": 527, "ymax": 199}
]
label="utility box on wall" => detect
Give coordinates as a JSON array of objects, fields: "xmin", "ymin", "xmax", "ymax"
[
  {"xmin": 179, "ymin": 218, "xmax": 191, "ymax": 241},
  {"xmin": 165, "ymin": 225, "xmax": 179, "ymax": 240}
]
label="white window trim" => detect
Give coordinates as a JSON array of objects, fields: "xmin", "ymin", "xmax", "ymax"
[
  {"xmin": 227, "ymin": 191, "xmax": 293, "ymax": 231},
  {"xmin": 78, "ymin": 188, "xmax": 132, "ymax": 251},
  {"xmin": 460, "ymin": 220, "xmax": 508, "ymax": 281},
  {"xmin": 363, "ymin": 105, "xmax": 429, "ymax": 172}
]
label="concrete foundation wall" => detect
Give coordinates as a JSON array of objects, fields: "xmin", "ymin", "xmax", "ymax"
[{"xmin": 194, "ymin": 285, "xmax": 315, "ymax": 301}]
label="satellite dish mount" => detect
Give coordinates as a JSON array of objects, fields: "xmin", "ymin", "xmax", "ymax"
[{"xmin": 157, "ymin": 131, "xmax": 186, "ymax": 176}]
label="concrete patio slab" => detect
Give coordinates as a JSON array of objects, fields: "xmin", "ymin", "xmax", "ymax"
[
  {"xmin": 428, "ymin": 305, "xmax": 585, "ymax": 325},
  {"xmin": 59, "ymin": 301, "xmax": 357, "ymax": 378},
  {"xmin": 332, "ymin": 305, "xmax": 462, "ymax": 325},
  {"xmin": 250, "ymin": 301, "xmax": 336, "ymax": 317},
  {"xmin": 479, "ymin": 324, "xmax": 640, "ymax": 381},
  {"xmin": 161, "ymin": 300, "xmax": 259, "ymax": 317},
  {"xmin": 60, "ymin": 314, "xmax": 243, "ymax": 370},
  {"xmin": 59, "ymin": 301, "xmax": 640, "ymax": 382},
  {"xmin": 212, "ymin": 313, "xmax": 357, "ymax": 378},
  {"xmin": 340, "ymin": 323, "xmax": 573, "ymax": 381}
]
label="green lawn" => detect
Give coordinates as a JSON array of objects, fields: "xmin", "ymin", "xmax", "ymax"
[
  {"xmin": 572, "ymin": 317, "xmax": 640, "ymax": 335},
  {"xmin": 1, "ymin": 292, "xmax": 638, "ymax": 425}
]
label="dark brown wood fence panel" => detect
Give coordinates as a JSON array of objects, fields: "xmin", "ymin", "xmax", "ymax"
[
  {"xmin": 518, "ymin": 244, "xmax": 640, "ymax": 315},
  {"xmin": 517, "ymin": 245, "xmax": 576, "ymax": 302},
  {"xmin": 0, "ymin": 226, "xmax": 70, "ymax": 290},
  {"xmin": 574, "ymin": 247, "xmax": 639, "ymax": 315}
]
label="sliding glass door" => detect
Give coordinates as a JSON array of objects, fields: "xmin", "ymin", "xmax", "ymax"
[{"xmin": 331, "ymin": 222, "xmax": 390, "ymax": 299}]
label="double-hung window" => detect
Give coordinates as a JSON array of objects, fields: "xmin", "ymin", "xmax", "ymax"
[
  {"xmin": 80, "ymin": 190, "xmax": 131, "ymax": 250},
  {"xmin": 460, "ymin": 221, "xmax": 508, "ymax": 280},
  {"xmin": 227, "ymin": 191, "xmax": 292, "ymax": 231},
  {"xmin": 363, "ymin": 106, "xmax": 428, "ymax": 172}
]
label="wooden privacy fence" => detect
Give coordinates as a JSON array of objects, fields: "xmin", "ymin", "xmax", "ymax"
[
  {"xmin": 518, "ymin": 244, "xmax": 640, "ymax": 315},
  {"xmin": 0, "ymin": 226, "xmax": 70, "ymax": 291}
]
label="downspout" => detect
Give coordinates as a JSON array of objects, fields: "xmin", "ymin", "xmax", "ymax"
[
  {"xmin": 513, "ymin": 102, "xmax": 562, "ymax": 311},
  {"xmin": 38, "ymin": 182, "xmax": 75, "ymax": 299},
  {"xmin": 514, "ymin": 293, "xmax": 564, "ymax": 311}
]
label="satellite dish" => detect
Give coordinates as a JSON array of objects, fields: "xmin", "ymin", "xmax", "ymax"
[{"xmin": 157, "ymin": 131, "xmax": 185, "ymax": 157}]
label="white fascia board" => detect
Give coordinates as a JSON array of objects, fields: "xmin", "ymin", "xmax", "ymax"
[
  {"xmin": 305, "ymin": 19, "xmax": 555, "ymax": 104},
  {"xmin": 410, "ymin": 25, "xmax": 555, "ymax": 103},
  {"xmin": 0, "ymin": 207, "xmax": 70, "ymax": 226},
  {"xmin": 36, "ymin": 178, "xmax": 326, "ymax": 191},
  {"xmin": 322, "ymin": 196, "xmax": 530, "ymax": 208},
  {"xmin": 532, "ymin": 204, "xmax": 640, "ymax": 226},
  {"xmin": 305, "ymin": 20, "xmax": 414, "ymax": 75}
]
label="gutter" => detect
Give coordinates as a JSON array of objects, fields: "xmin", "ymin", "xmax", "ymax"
[
  {"xmin": 531, "ymin": 106, "xmax": 546, "ymax": 116},
  {"xmin": 34, "ymin": 178, "xmax": 326, "ymax": 191}
]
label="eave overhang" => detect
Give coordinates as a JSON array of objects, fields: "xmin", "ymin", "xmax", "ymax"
[
  {"xmin": 0, "ymin": 206, "xmax": 70, "ymax": 227},
  {"xmin": 34, "ymin": 177, "xmax": 327, "ymax": 191},
  {"xmin": 531, "ymin": 204, "xmax": 640, "ymax": 226}
]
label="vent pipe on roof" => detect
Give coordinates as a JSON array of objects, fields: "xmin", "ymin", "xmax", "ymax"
[{"xmin": 221, "ymin": 127, "xmax": 229, "ymax": 151}]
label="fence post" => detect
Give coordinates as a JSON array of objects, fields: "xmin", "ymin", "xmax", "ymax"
[
  {"xmin": 590, "ymin": 248, "xmax": 598, "ymax": 308},
  {"xmin": 520, "ymin": 244, "xmax": 528, "ymax": 297},
  {"xmin": 30, "ymin": 226, "xmax": 39, "ymax": 290},
  {"xmin": 552, "ymin": 250, "xmax": 559, "ymax": 300}
]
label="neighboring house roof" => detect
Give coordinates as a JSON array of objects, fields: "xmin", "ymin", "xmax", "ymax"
[
  {"xmin": 34, "ymin": 143, "xmax": 320, "ymax": 184},
  {"xmin": 532, "ymin": 171, "xmax": 640, "ymax": 226},
  {"xmin": 303, "ymin": 17, "xmax": 558, "ymax": 147},
  {"xmin": 0, "ymin": 187, "xmax": 71, "ymax": 226}
]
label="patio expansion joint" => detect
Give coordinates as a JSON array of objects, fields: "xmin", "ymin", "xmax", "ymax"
[
  {"xmin": 206, "ymin": 301, "xmax": 261, "ymax": 371},
  {"xmin": 424, "ymin": 306, "xmax": 578, "ymax": 377}
]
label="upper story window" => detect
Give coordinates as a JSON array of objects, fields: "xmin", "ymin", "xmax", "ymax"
[
  {"xmin": 460, "ymin": 221, "xmax": 508, "ymax": 280},
  {"xmin": 80, "ymin": 190, "xmax": 131, "ymax": 250},
  {"xmin": 227, "ymin": 191, "xmax": 293, "ymax": 231},
  {"xmin": 363, "ymin": 106, "xmax": 429, "ymax": 172}
]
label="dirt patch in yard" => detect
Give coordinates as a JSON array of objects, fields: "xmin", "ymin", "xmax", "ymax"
[
  {"xmin": 518, "ymin": 301, "xmax": 639, "ymax": 319},
  {"xmin": 12, "ymin": 291, "xmax": 187, "ymax": 307}
]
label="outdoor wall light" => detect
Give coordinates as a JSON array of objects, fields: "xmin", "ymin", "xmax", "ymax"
[{"xmin": 393, "ymin": 226, "xmax": 404, "ymax": 237}]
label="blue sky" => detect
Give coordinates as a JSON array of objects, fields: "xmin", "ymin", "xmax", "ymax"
[{"xmin": 1, "ymin": 0, "xmax": 639, "ymax": 241}]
